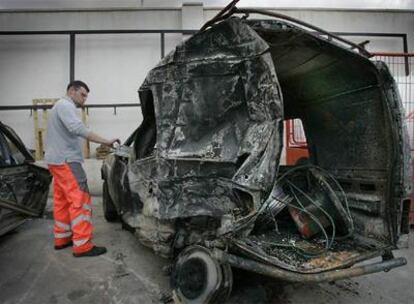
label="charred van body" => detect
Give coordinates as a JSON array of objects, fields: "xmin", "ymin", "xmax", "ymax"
[{"xmin": 101, "ymin": 10, "xmax": 410, "ymax": 303}]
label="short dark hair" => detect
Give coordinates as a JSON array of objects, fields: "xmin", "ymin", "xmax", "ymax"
[{"xmin": 67, "ymin": 80, "xmax": 90, "ymax": 93}]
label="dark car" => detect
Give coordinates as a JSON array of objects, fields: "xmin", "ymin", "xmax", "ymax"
[
  {"xmin": 0, "ymin": 121, "xmax": 51, "ymax": 236},
  {"xmin": 101, "ymin": 8, "xmax": 411, "ymax": 303}
]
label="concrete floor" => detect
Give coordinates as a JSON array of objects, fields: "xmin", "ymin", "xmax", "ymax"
[{"xmin": 0, "ymin": 196, "xmax": 413, "ymax": 304}]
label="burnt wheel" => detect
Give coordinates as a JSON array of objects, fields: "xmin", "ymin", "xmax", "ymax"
[
  {"xmin": 102, "ymin": 180, "xmax": 119, "ymax": 222},
  {"xmin": 171, "ymin": 246, "xmax": 233, "ymax": 304}
]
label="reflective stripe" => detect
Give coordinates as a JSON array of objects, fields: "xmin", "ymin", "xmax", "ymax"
[
  {"xmin": 55, "ymin": 220, "xmax": 71, "ymax": 230},
  {"xmin": 73, "ymin": 239, "xmax": 89, "ymax": 247},
  {"xmin": 83, "ymin": 204, "xmax": 92, "ymax": 212},
  {"xmin": 55, "ymin": 232, "xmax": 72, "ymax": 238},
  {"xmin": 71, "ymin": 214, "xmax": 92, "ymax": 227}
]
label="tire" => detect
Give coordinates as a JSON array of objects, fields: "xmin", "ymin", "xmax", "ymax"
[
  {"xmin": 171, "ymin": 246, "xmax": 233, "ymax": 304},
  {"xmin": 102, "ymin": 180, "xmax": 119, "ymax": 222}
]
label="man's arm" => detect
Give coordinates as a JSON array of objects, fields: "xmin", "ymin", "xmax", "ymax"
[
  {"xmin": 57, "ymin": 102, "xmax": 120, "ymax": 147},
  {"xmin": 57, "ymin": 101, "xmax": 90, "ymax": 138},
  {"xmin": 86, "ymin": 131, "xmax": 120, "ymax": 147}
]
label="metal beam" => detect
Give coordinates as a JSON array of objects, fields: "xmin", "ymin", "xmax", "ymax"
[
  {"xmin": 161, "ymin": 32, "xmax": 165, "ymax": 59},
  {"xmin": 0, "ymin": 29, "xmax": 197, "ymax": 35},
  {"xmin": 403, "ymin": 34, "xmax": 409, "ymax": 75},
  {"xmin": 70, "ymin": 33, "xmax": 75, "ymax": 81},
  {"xmin": 0, "ymin": 28, "xmax": 409, "ymax": 81},
  {"xmin": 0, "ymin": 103, "xmax": 141, "ymax": 111},
  {"xmin": 214, "ymin": 249, "xmax": 407, "ymax": 283}
]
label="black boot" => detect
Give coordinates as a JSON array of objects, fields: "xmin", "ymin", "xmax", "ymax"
[
  {"xmin": 54, "ymin": 241, "xmax": 73, "ymax": 250},
  {"xmin": 73, "ymin": 246, "xmax": 107, "ymax": 257}
]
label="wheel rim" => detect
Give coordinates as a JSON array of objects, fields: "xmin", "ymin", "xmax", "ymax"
[
  {"xmin": 178, "ymin": 257, "xmax": 208, "ymax": 299},
  {"xmin": 172, "ymin": 246, "xmax": 233, "ymax": 304}
]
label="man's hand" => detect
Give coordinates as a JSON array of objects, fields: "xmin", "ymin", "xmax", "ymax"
[{"xmin": 106, "ymin": 138, "xmax": 121, "ymax": 148}]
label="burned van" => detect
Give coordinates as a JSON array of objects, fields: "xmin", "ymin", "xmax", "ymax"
[{"xmin": 101, "ymin": 9, "xmax": 410, "ymax": 303}]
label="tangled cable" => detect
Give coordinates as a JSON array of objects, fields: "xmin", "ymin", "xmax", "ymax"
[{"xmin": 260, "ymin": 164, "xmax": 354, "ymax": 257}]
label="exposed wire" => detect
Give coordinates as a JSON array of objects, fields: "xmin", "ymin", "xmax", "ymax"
[
  {"xmin": 276, "ymin": 164, "xmax": 353, "ymax": 237},
  {"xmin": 310, "ymin": 166, "xmax": 354, "ymax": 238},
  {"xmin": 254, "ymin": 164, "xmax": 354, "ymax": 257},
  {"xmin": 286, "ymin": 179, "xmax": 336, "ymax": 248},
  {"xmin": 281, "ymin": 185, "xmax": 332, "ymax": 257}
]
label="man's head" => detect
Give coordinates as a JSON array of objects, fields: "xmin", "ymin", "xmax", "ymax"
[{"xmin": 66, "ymin": 80, "xmax": 90, "ymax": 106}]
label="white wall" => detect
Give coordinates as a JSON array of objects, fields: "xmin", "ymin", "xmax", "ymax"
[
  {"xmin": 0, "ymin": 35, "xmax": 69, "ymax": 147},
  {"xmin": 2, "ymin": 0, "xmax": 414, "ymax": 10},
  {"xmin": 0, "ymin": 5, "xmax": 413, "ymax": 157},
  {"xmin": 0, "ymin": 9, "xmax": 183, "ymax": 152}
]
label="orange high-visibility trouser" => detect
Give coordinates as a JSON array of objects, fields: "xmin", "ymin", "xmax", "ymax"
[{"xmin": 48, "ymin": 162, "xmax": 94, "ymax": 254}]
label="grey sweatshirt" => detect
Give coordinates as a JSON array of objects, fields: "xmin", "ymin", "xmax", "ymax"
[{"xmin": 44, "ymin": 96, "xmax": 90, "ymax": 164}]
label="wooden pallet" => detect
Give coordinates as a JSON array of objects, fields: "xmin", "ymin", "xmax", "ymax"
[
  {"xmin": 95, "ymin": 144, "xmax": 111, "ymax": 159},
  {"xmin": 32, "ymin": 99, "xmax": 57, "ymax": 160},
  {"xmin": 32, "ymin": 98, "xmax": 90, "ymax": 160}
]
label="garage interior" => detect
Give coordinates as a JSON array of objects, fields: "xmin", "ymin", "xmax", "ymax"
[{"xmin": 1, "ymin": 1, "xmax": 414, "ymax": 304}]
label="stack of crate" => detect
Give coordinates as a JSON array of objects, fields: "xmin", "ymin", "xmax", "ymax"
[
  {"xmin": 32, "ymin": 98, "xmax": 58, "ymax": 160},
  {"xmin": 95, "ymin": 144, "xmax": 111, "ymax": 159}
]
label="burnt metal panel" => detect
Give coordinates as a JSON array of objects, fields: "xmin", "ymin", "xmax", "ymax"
[{"xmin": 132, "ymin": 17, "xmax": 284, "ymax": 221}]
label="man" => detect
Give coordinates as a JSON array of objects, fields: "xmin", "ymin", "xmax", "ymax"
[{"xmin": 45, "ymin": 80, "xmax": 120, "ymax": 257}]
